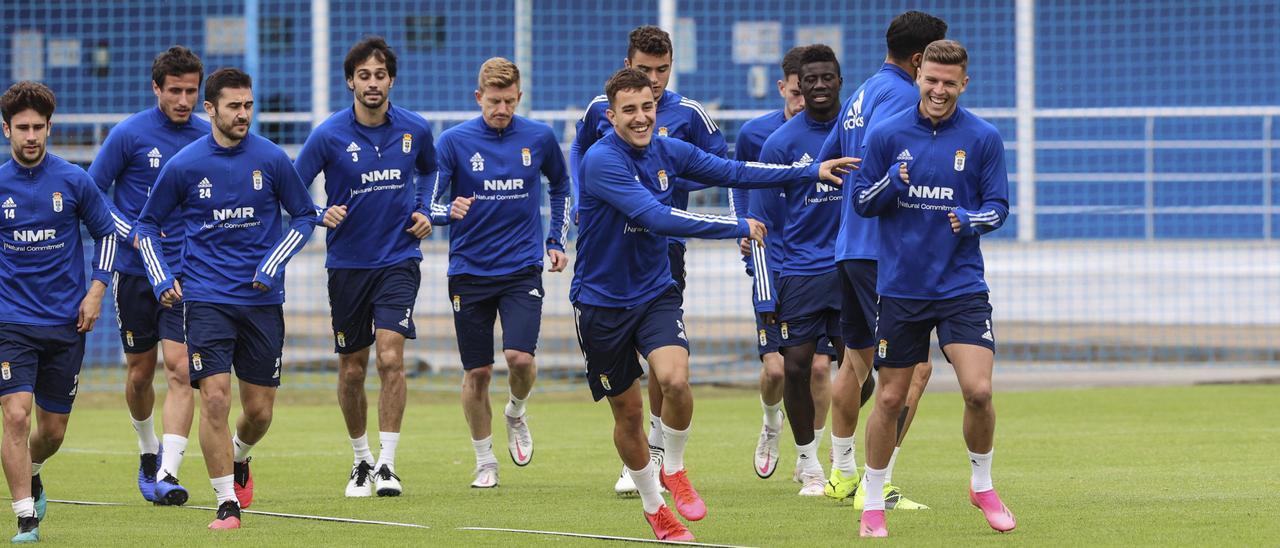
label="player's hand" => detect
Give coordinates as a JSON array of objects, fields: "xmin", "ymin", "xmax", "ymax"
[
  {"xmin": 760, "ymin": 311, "xmax": 778, "ymax": 325},
  {"xmin": 547, "ymin": 249, "xmax": 568, "ymax": 272},
  {"xmin": 898, "ymin": 162, "xmax": 910, "ymax": 185},
  {"xmin": 738, "ymin": 238, "xmax": 751, "ymax": 256},
  {"xmin": 405, "ymin": 211, "xmax": 432, "ymax": 239},
  {"xmin": 77, "ymin": 280, "xmax": 107, "ymax": 333},
  {"xmin": 948, "ymin": 211, "xmax": 962, "ymax": 233},
  {"xmin": 159, "ymin": 279, "xmax": 183, "ymax": 308},
  {"xmin": 451, "ymin": 196, "xmax": 475, "ymax": 220},
  {"xmin": 819, "ymin": 156, "xmax": 861, "ymax": 184},
  {"xmin": 746, "ymin": 218, "xmax": 768, "ymax": 244},
  {"xmin": 323, "ymin": 205, "xmax": 348, "ymax": 228}
]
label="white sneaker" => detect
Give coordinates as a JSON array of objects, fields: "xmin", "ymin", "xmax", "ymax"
[
  {"xmin": 471, "ymin": 463, "xmax": 498, "ymax": 489},
  {"xmin": 505, "ymin": 413, "xmax": 533, "ymax": 466},
  {"xmin": 798, "ymin": 470, "xmax": 826, "ymax": 496},
  {"xmin": 614, "ymin": 465, "xmax": 637, "ymax": 494},
  {"xmin": 345, "ymin": 461, "xmax": 374, "ymax": 497},
  {"xmin": 374, "ymin": 464, "xmax": 402, "ymax": 496},
  {"xmin": 754, "ymin": 424, "xmax": 780, "ymax": 479}
]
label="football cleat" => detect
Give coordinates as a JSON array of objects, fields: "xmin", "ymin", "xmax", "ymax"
[
  {"xmin": 859, "ymin": 509, "xmax": 888, "ymax": 537},
  {"xmin": 138, "ymin": 452, "xmax": 159, "ymax": 502},
  {"xmin": 824, "ymin": 468, "xmax": 858, "ymax": 500},
  {"xmin": 208, "ymin": 500, "xmax": 241, "ymax": 530},
  {"xmin": 753, "ymin": 424, "xmax": 780, "ymax": 479},
  {"xmin": 798, "ymin": 470, "xmax": 826, "ymax": 496},
  {"xmin": 660, "ymin": 469, "xmax": 706, "ymax": 521},
  {"xmin": 644, "ymin": 505, "xmax": 694, "ymax": 541},
  {"xmin": 374, "ymin": 464, "xmax": 402, "ymax": 496},
  {"xmin": 504, "ymin": 413, "xmax": 534, "ymax": 467},
  {"xmin": 345, "ymin": 461, "xmax": 374, "ymax": 497},
  {"xmin": 232, "ymin": 458, "xmax": 253, "ymax": 509},
  {"xmin": 854, "ymin": 482, "xmax": 929, "ymax": 510},
  {"xmin": 11, "ymin": 516, "xmax": 38, "ymax": 544},
  {"xmin": 31, "ymin": 475, "xmax": 45, "ymax": 521},
  {"xmin": 470, "ymin": 463, "xmax": 498, "ymax": 489},
  {"xmin": 153, "ymin": 474, "xmax": 189, "ymax": 506},
  {"xmin": 970, "ymin": 488, "xmax": 1016, "ymax": 532}
]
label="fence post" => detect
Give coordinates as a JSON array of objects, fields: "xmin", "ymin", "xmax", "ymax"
[
  {"xmin": 311, "ymin": 0, "xmax": 330, "ymax": 129},
  {"xmin": 1144, "ymin": 116, "xmax": 1155, "ymax": 240},
  {"xmin": 1015, "ymin": 0, "xmax": 1037, "ymax": 242}
]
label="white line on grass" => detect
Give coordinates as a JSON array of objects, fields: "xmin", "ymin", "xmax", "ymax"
[
  {"xmin": 184, "ymin": 505, "xmax": 429, "ymax": 529},
  {"xmin": 459, "ymin": 526, "xmax": 756, "ymax": 547},
  {"xmin": 48, "ymin": 499, "xmax": 127, "ymax": 507}
]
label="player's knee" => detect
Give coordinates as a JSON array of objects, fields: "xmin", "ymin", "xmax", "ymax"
[
  {"xmin": 761, "ymin": 362, "xmax": 784, "ymax": 387},
  {"xmin": 962, "ymin": 385, "xmax": 992, "ymax": 410},
  {"xmin": 242, "ymin": 404, "xmax": 274, "ymax": 429},
  {"xmin": 656, "ymin": 370, "xmax": 689, "ymax": 396},
  {"xmin": 875, "ymin": 387, "xmax": 908, "ymax": 414},
  {"xmin": 126, "ymin": 363, "xmax": 154, "ymax": 391},
  {"xmin": 375, "ymin": 347, "xmax": 404, "ymax": 372},
  {"xmin": 37, "ymin": 425, "xmax": 66, "ymax": 451},
  {"xmin": 503, "ymin": 350, "xmax": 534, "ymax": 373},
  {"xmin": 338, "ymin": 358, "xmax": 369, "ymax": 386},
  {"xmin": 200, "ymin": 386, "xmax": 232, "ymax": 417},
  {"xmin": 811, "ymin": 358, "xmax": 832, "ymax": 378},
  {"xmin": 2, "ymin": 407, "xmax": 30, "ymax": 433},
  {"xmin": 463, "ymin": 367, "xmax": 492, "ymax": 392},
  {"xmin": 782, "ymin": 356, "xmax": 811, "ymax": 381}
]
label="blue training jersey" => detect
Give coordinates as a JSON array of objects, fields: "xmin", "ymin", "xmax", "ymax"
[
  {"xmin": 427, "ymin": 115, "xmax": 571, "ymax": 277},
  {"xmin": 571, "ymin": 131, "xmax": 821, "ymax": 308},
  {"xmin": 134, "ymin": 133, "xmax": 323, "ymax": 305},
  {"xmin": 760, "ymin": 110, "xmax": 842, "ymax": 278},
  {"xmin": 819, "ymin": 63, "xmax": 919, "ymax": 262},
  {"xmin": 294, "ymin": 104, "xmax": 436, "ymax": 269},
  {"xmin": 852, "ymin": 106, "xmax": 1009, "ymax": 300},
  {"xmin": 88, "ymin": 107, "xmax": 210, "ymax": 281},
  {"xmin": 732, "ymin": 109, "xmax": 788, "ymax": 314},
  {"xmin": 570, "ymin": 89, "xmax": 727, "ymax": 246},
  {"xmin": 0, "ymin": 154, "xmax": 120, "ymax": 325}
]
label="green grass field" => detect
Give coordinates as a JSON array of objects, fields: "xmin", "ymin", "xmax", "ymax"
[{"xmin": 24, "ymin": 383, "xmax": 1280, "ymax": 546}]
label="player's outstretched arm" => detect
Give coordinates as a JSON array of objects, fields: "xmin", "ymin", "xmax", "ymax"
[
  {"xmin": 427, "ymin": 138, "xmax": 457, "ymax": 226},
  {"xmin": 542, "ymin": 131, "xmax": 572, "ymax": 271},
  {"xmin": 948, "ymin": 132, "xmax": 1010, "ymax": 237},
  {"xmin": 853, "ymin": 161, "xmax": 909, "ymax": 217}
]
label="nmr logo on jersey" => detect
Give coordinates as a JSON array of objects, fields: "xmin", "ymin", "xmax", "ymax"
[
  {"xmin": 13, "ymin": 229, "xmax": 56, "ymax": 242},
  {"xmin": 907, "ymin": 185, "xmax": 955, "ymax": 200},
  {"xmin": 483, "ymin": 178, "xmax": 525, "ymax": 191},
  {"xmin": 213, "ymin": 207, "xmax": 255, "ymax": 221},
  {"xmin": 361, "ymin": 169, "xmax": 403, "ymax": 185}
]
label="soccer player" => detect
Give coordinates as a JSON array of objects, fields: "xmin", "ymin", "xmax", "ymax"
[
  {"xmin": 818, "ymin": 10, "xmax": 947, "ymax": 509},
  {"xmin": 89, "ymin": 46, "xmax": 209, "ymax": 506},
  {"xmin": 294, "ymin": 36, "xmax": 435, "ymax": 498},
  {"xmin": 134, "ymin": 68, "xmax": 323, "ymax": 530},
  {"xmin": 573, "ymin": 68, "xmax": 856, "ymax": 540},
  {"xmin": 569, "ymin": 26, "xmax": 728, "ymax": 493},
  {"xmin": 753, "ymin": 44, "xmax": 849, "ymax": 496},
  {"xmin": 428, "ymin": 57, "xmax": 570, "ymax": 488},
  {"xmin": 851, "ymin": 40, "xmax": 1014, "ymax": 537},
  {"xmin": 0, "ymin": 81, "xmax": 123, "ymax": 543},
  {"xmin": 734, "ymin": 46, "xmax": 838, "ymax": 482}
]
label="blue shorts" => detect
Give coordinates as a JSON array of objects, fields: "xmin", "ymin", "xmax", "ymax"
[
  {"xmin": 838, "ymin": 260, "xmax": 879, "ymax": 350},
  {"xmin": 113, "ymin": 272, "xmax": 185, "ymax": 351},
  {"xmin": 448, "ymin": 266, "xmax": 543, "ymax": 370},
  {"xmin": 0, "ymin": 323, "xmax": 84, "ymax": 414},
  {"xmin": 754, "ymin": 314, "xmax": 837, "ymax": 359},
  {"xmin": 185, "ymin": 302, "xmax": 284, "ymax": 388},
  {"xmin": 668, "ymin": 242, "xmax": 686, "ymax": 297},
  {"xmin": 328, "ymin": 259, "xmax": 421, "ymax": 354},
  {"xmin": 574, "ymin": 286, "xmax": 688, "ymax": 401},
  {"xmin": 777, "ymin": 271, "xmax": 842, "ymax": 349},
  {"xmin": 874, "ymin": 292, "xmax": 995, "ymax": 369}
]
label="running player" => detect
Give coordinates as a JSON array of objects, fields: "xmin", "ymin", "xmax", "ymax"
[
  {"xmin": 0, "ymin": 81, "xmax": 124, "ymax": 543},
  {"xmin": 294, "ymin": 36, "xmax": 435, "ymax": 498},
  {"xmin": 818, "ymin": 10, "xmax": 947, "ymax": 509},
  {"xmin": 428, "ymin": 57, "xmax": 570, "ymax": 488},
  {"xmin": 134, "ymin": 68, "xmax": 323, "ymax": 530},
  {"xmin": 569, "ymin": 26, "xmax": 728, "ymax": 493},
  {"xmin": 574, "ymin": 68, "xmax": 856, "ymax": 540},
  {"xmin": 753, "ymin": 44, "xmax": 846, "ymax": 496},
  {"xmin": 88, "ymin": 46, "xmax": 209, "ymax": 506},
  {"xmin": 851, "ymin": 40, "xmax": 1014, "ymax": 537}
]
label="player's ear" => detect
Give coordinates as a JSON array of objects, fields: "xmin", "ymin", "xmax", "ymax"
[
  {"xmin": 605, "ymin": 107, "xmax": 616, "ymax": 126},
  {"xmin": 2, "ymin": 122, "xmax": 9, "ymax": 139},
  {"xmin": 203, "ymin": 100, "xmax": 216, "ymax": 118},
  {"xmin": 152, "ymin": 80, "xmax": 163, "ymax": 98},
  {"xmin": 474, "ymin": 89, "xmax": 483, "ymax": 107},
  {"xmin": 623, "ymin": 57, "xmax": 632, "ymax": 69}
]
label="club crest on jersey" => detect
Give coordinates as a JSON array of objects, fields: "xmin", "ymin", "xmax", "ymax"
[
  {"xmin": 252, "ymin": 170, "xmax": 263, "ymax": 190},
  {"xmin": 954, "ymin": 150, "xmax": 966, "ymax": 172},
  {"xmin": 402, "ymin": 133, "xmax": 413, "ymax": 154},
  {"xmin": 336, "ymin": 331, "xmax": 346, "ymax": 348},
  {"xmin": 192, "ymin": 353, "xmax": 203, "ymax": 371},
  {"xmin": 51, "ymin": 192, "xmax": 63, "ymax": 212},
  {"xmin": 877, "ymin": 339, "xmax": 888, "ymax": 359},
  {"xmin": 521, "ymin": 147, "xmax": 531, "ymax": 167},
  {"xmin": 657, "ymin": 169, "xmax": 669, "ymax": 191},
  {"xmin": 658, "ymin": 126, "xmax": 669, "ymax": 137},
  {"xmin": 780, "ymin": 323, "xmax": 789, "ymax": 340},
  {"xmin": 126, "ymin": 331, "xmax": 135, "ymax": 347},
  {"xmin": 1, "ymin": 362, "xmax": 9, "ymax": 381},
  {"xmin": 758, "ymin": 329, "xmax": 768, "ymax": 347},
  {"xmin": 452, "ymin": 295, "xmax": 461, "ymax": 312},
  {"xmin": 599, "ymin": 374, "xmax": 611, "ymax": 391}
]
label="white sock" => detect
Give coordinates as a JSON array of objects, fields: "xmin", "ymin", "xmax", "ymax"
[
  {"xmin": 376, "ymin": 432, "xmax": 400, "ymax": 469},
  {"xmin": 504, "ymin": 392, "xmax": 527, "ymax": 418},
  {"xmin": 969, "ymin": 448, "xmax": 994, "ymax": 492},
  {"xmin": 159, "ymin": 434, "xmax": 188, "ymax": 479},
  {"xmin": 473, "ymin": 436, "xmax": 497, "ymax": 467},
  {"xmin": 863, "ymin": 464, "xmax": 888, "ymax": 511},
  {"xmin": 132, "ymin": 415, "xmax": 160, "ymax": 454},
  {"xmin": 660, "ymin": 422, "xmax": 689, "ymax": 474},
  {"xmin": 232, "ymin": 434, "xmax": 254, "ymax": 463},
  {"xmin": 628, "ymin": 461, "xmax": 663, "ymax": 514},
  {"xmin": 832, "ymin": 435, "xmax": 857, "ymax": 475},
  {"xmin": 813, "ymin": 428, "xmax": 825, "ymax": 449},
  {"xmin": 885, "ymin": 446, "xmax": 901, "ymax": 484},
  {"xmin": 350, "ymin": 434, "xmax": 374, "ymax": 465},
  {"xmin": 210, "ymin": 474, "xmax": 237, "ymax": 505},
  {"xmin": 761, "ymin": 397, "xmax": 783, "ymax": 431},
  {"xmin": 30, "ymin": 462, "xmax": 43, "ymax": 477},
  {"xmin": 11, "ymin": 498, "xmax": 33, "ymax": 519},
  {"xmin": 797, "ymin": 438, "xmax": 823, "ymax": 475},
  {"xmin": 647, "ymin": 414, "xmax": 664, "ymax": 449}
]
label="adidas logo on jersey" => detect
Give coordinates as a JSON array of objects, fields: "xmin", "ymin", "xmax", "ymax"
[
  {"xmin": 795, "ymin": 152, "xmax": 814, "ymax": 167},
  {"xmin": 147, "ymin": 147, "xmax": 162, "ymax": 159},
  {"xmin": 897, "ymin": 149, "xmax": 914, "ymax": 162},
  {"xmin": 198, "ymin": 178, "xmax": 212, "ymax": 188},
  {"xmin": 2, "ymin": 197, "xmax": 15, "ymax": 208},
  {"xmin": 346, "ymin": 142, "xmax": 361, "ymax": 153}
]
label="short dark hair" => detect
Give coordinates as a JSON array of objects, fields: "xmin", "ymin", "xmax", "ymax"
[
  {"xmin": 1, "ymin": 81, "xmax": 55, "ymax": 124},
  {"xmin": 627, "ymin": 25, "xmax": 672, "ymax": 59},
  {"xmin": 796, "ymin": 44, "xmax": 840, "ymax": 78},
  {"xmin": 344, "ymin": 36, "xmax": 398, "ymax": 81},
  {"xmin": 204, "ymin": 68, "xmax": 252, "ymax": 105},
  {"xmin": 922, "ymin": 40, "xmax": 968, "ymax": 72},
  {"xmin": 605, "ymin": 68, "xmax": 654, "ymax": 107},
  {"xmin": 780, "ymin": 46, "xmax": 805, "ymax": 78},
  {"xmin": 151, "ymin": 46, "xmax": 204, "ymax": 88},
  {"xmin": 886, "ymin": 11, "xmax": 948, "ymax": 61}
]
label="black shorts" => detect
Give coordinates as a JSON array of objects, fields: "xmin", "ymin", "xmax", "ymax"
[
  {"xmin": 838, "ymin": 260, "xmax": 879, "ymax": 350},
  {"xmin": 113, "ymin": 272, "xmax": 185, "ymax": 351},
  {"xmin": 185, "ymin": 302, "xmax": 284, "ymax": 388},
  {"xmin": 574, "ymin": 287, "xmax": 688, "ymax": 401},
  {"xmin": 668, "ymin": 242, "xmax": 686, "ymax": 298},
  {"xmin": 755, "ymin": 314, "xmax": 837, "ymax": 358},
  {"xmin": 0, "ymin": 322, "xmax": 85, "ymax": 413},
  {"xmin": 777, "ymin": 271, "xmax": 842, "ymax": 349},
  {"xmin": 448, "ymin": 266, "xmax": 543, "ymax": 370},
  {"xmin": 874, "ymin": 292, "xmax": 995, "ymax": 369},
  {"xmin": 328, "ymin": 259, "xmax": 421, "ymax": 354}
]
